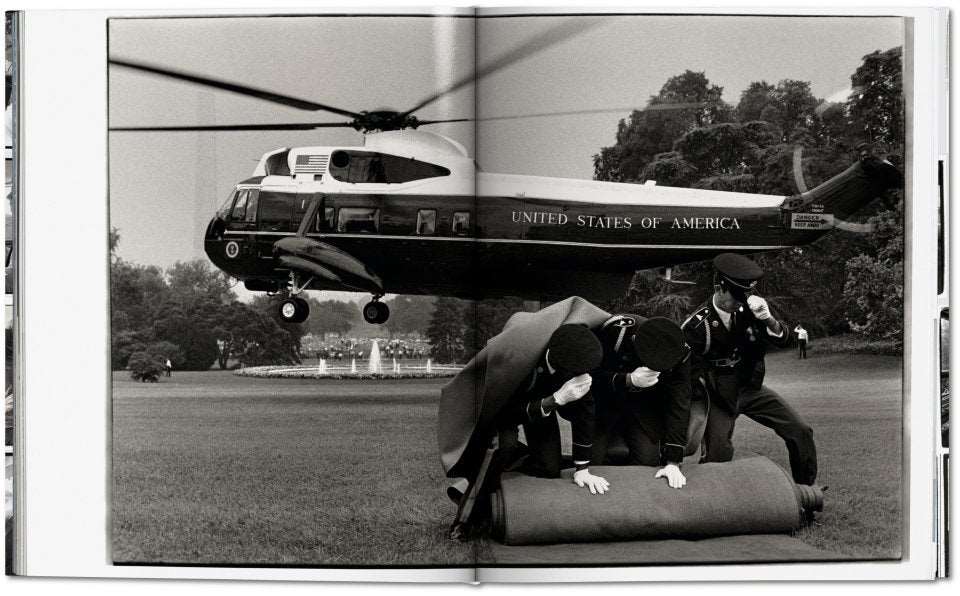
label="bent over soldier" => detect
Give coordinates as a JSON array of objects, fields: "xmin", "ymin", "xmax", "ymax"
[
  {"xmin": 681, "ymin": 253, "xmax": 818, "ymax": 486},
  {"xmin": 591, "ymin": 315, "xmax": 692, "ymax": 489}
]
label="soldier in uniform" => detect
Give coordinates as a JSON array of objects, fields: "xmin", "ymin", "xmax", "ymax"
[
  {"xmin": 681, "ymin": 253, "xmax": 818, "ymax": 486},
  {"xmin": 496, "ymin": 323, "xmax": 610, "ymax": 494},
  {"xmin": 590, "ymin": 315, "xmax": 692, "ymax": 489}
]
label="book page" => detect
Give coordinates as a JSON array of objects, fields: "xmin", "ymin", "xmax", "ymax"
[
  {"xmin": 471, "ymin": 6, "xmax": 940, "ymax": 581},
  {"xmin": 19, "ymin": 8, "xmax": 477, "ymax": 581}
]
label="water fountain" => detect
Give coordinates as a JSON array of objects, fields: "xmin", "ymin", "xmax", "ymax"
[
  {"xmin": 236, "ymin": 345, "xmax": 461, "ymax": 379},
  {"xmin": 368, "ymin": 340, "xmax": 382, "ymax": 374}
]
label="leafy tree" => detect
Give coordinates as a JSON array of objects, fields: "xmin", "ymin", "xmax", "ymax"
[
  {"xmin": 384, "ymin": 295, "xmax": 436, "ymax": 337},
  {"xmin": 847, "ymin": 47, "xmax": 904, "ymax": 151},
  {"xmin": 307, "ymin": 298, "xmax": 360, "ymax": 338},
  {"xmin": 109, "ymin": 227, "xmax": 121, "ymax": 257},
  {"xmin": 594, "ymin": 71, "xmax": 733, "ymax": 183},
  {"xmin": 111, "ymin": 328, "xmax": 150, "ymax": 370},
  {"xmin": 250, "ymin": 294, "xmax": 306, "ymax": 363},
  {"xmin": 209, "ymin": 301, "xmax": 300, "ymax": 369},
  {"xmin": 150, "ymin": 301, "xmax": 220, "ymax": 370},
  {"xmin": 737, "ymin": 81, "xmax": 778, "ymax": 123},
  {"xmin": 166, "ymin": 260, "xmax": 235, "ymax": 305},
  {"xmin": 425, "ymin": 297, "xmax": 469, "ymax": 363},
  {"xmin": 639, "ymin": 152, "xmax": 700, "ymax": 188},
  {"xmin": 110, "ymin": 259, "xmax": 169, "ymax": 334},
  {"xmin": 842, "ymin": 202, "xmax": 903, "ymax": 342}
]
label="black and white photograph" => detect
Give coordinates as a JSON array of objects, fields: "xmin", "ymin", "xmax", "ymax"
[
  {"xmin": 4, "ymin": 9, "xmax": 16, "ymax": 576},
  {"xmin": 105, "ymin": 12, "xmax": 909, "ymax": 569}
]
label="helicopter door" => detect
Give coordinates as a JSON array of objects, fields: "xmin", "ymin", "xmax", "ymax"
[
  {"xmin": 311, "ymin": 194, "xmax": 336, "ymax": 235},
  {"xmin": 293, "ymin": 192, "xmax": 312, "ymax": 231}
]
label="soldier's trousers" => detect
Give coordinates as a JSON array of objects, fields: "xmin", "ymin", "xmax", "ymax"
[{"xmin": 702, "ymin": 384, "xmax": 818, "ymax": 485}]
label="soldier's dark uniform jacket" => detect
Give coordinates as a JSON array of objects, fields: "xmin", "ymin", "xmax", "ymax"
[
  {"xmin": 497, "ymin": 353, "xmax": 596, "ymax": 477},
  {"xmin": 681, "ymin": 300, "xmax": 791, "ymax": 415},
  {"xmin": 591, "ymin": 315, "xmax": 692, "ymax": 466}
]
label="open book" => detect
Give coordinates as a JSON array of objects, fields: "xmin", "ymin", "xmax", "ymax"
[{"xmin": 4, "ymin": 7, "xmax": 950, "ymax": 583}]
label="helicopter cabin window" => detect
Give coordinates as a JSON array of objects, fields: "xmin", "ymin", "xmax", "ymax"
[
  {"xmin": 315, "ymin": 206, "xmax": 335, "ymax": 232},
  {"xmin": 337, "ymin": 207, "xmax": 380, "ymax": 233},
  {"xmin": 416, "ymin": 209, "xmax": 437, "ymax": 235},
  {"xmin": 452, "ymin": 212, "xmax": 470, "ymax": 235},
  {"xmin": 328, "ymin": 150, "xmax": 450, "ymax": 184},
  {"xmin": 258, "ymin": 191, "xmax": 298, "ymax": 232}
]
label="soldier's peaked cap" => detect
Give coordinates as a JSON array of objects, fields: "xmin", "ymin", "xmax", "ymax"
[
  {"xmin": 714, "ymin": 253, "xmax": 763, "ymax": 289},
  {"xmin": 546, "ymin": 324, "xmax": 603, "ymax": 375},
  {"xmin": 631, "ymin": 317, "xmax": 688, "ymax": 372}
]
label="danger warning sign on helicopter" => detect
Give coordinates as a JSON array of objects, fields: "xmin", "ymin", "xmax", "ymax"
[{"xmin": 791, "ymin": 213, "xmax": 835, "ymax": 230}]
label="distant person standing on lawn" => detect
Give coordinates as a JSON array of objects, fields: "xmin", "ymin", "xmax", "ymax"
[
  {"xmin": 794, "ymin": 324, "xmax": 809, "ymax": 359},
  {"xmin": 165, "ymin": 358, "xmax": 173, "ymax": 377}
]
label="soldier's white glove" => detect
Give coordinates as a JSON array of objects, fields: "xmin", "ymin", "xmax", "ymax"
[
  {"xmin": 573, "ymin": 469, "xmax": 610, "ymax": 495},
  {"xmin": 654, "ymin": 464, "xmax": 687, "ymax": 489},
  {"xmin": 746, "ymin": 295, "xmax": 772, "ymax": 320},
  {"xmin": 628, "ymin": 366, "xmax": 660, "ymax": 389},
  {"xmin": 552, "ymin": 373, "xmax": 592, "ymax": 406}
]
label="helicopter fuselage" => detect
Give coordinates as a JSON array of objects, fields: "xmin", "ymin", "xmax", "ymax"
[{"xmin": 203, "ymin": 130, "xmax": 897, "ymax": 304}]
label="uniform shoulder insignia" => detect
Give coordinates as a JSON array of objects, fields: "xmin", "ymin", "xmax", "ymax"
[{"xmin": 681, "ymin": 307, "xmax": 710, "ymax": 330}]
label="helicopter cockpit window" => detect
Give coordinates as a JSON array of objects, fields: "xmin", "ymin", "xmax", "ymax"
[
  {"xmin": 243, "ymin": 189, "xmax": 260, "ymax": 223},
  {"xmin": 258, "ymin": 191, "xmax": 297, "ymax": 232},
  {"xmin": 329, "ymin": 150, "xmax": 450, "ymax": 184},
  {"xmin": 217, "ymin": 190, "xmax": 237, "ymax": 219},
  {"xmin": 231, "ymin": 190, "xmax": 249, "ymax": 220},
  {"xmin": 337, "ymin": 207, "xmax": 380, "ymax": 233},
  {"xmin": 416, "ymin": 209, "xmax": 437, "ymax": 235},
  {"xmin": 452, "ymin": 211, "xmax": 470, "ymax": 236}
]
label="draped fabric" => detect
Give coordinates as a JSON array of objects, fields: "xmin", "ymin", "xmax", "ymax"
[{"xmin": 437, "ymin": 296, "xmax": 610, "ymax": 479}]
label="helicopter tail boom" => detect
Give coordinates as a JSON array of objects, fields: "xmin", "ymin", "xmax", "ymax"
[{"xmin": 780, "ymin": 156, "xmax": 903, "ymax": 220}]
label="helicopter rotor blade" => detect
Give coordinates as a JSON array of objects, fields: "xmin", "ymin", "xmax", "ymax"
[
  {"xmin": 400, "ymin": 18, "xmax": 606, "ymax": 119},
  {"xmin": 109, "ymin": 122, "xmax": 357, "ymax": 132},
  {"xmin": 470, "ymin": 102, "xmax": 715, "ymax": 123},
  {"xmin": 415, "ymin": 118, "xmax": 474, "ymax": 126},
  {"xmin": 109, "ymin": 58, "xmax": 364, "ymax": 119},
  {"xmin": 414, "ymin": 102, "xmax": 715, "ymax": 127}
]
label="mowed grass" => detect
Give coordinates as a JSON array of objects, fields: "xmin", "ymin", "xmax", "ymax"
[{"xmin": 113, "ymin": 351, "xmax": 902, "ymax": 566}]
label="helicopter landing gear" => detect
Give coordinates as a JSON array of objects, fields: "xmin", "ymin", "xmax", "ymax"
[
  {"xmin": 279, "ymin": 297, "xmax": 309, "ymax": 324},
  {"xmin": 278, "ymin": 271, "xmax": 313, "ymax": 324},
  {"xmin": 362, "ymin": 297, "xmax": 390, "ymax": 324}
]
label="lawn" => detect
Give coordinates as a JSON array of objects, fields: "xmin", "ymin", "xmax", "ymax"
[{"xmin": 112, "ymin": 350, "xmax": 902, "ymax": 566}]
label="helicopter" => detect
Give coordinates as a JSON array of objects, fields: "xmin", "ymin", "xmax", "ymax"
[{"xmin": 108, "ymin": 26, "xmax": 902, "ymax": 326}]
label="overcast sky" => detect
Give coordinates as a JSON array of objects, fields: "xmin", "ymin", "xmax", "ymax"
[{"xmin": 108, "ymin": 14, "xmax": 903, "ymax": 300}]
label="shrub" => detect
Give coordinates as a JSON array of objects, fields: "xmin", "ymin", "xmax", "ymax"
[{"xmin": 128, "ymin": 351, "xmax": 164, "ymax": 382}]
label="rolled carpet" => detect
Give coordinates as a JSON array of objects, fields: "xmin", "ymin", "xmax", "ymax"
[{"xmin": 490, "ymin": 456, "xmax": 820, "ymax": 546}]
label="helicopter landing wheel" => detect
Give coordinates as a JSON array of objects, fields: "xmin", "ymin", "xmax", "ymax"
[
  {"xmin": 279, "ymin": 297, "xmax": 309, "ymax": 324},
  {"xmin": 362, "ymin": 300, "xmax": 390, "ymax": 325}
]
